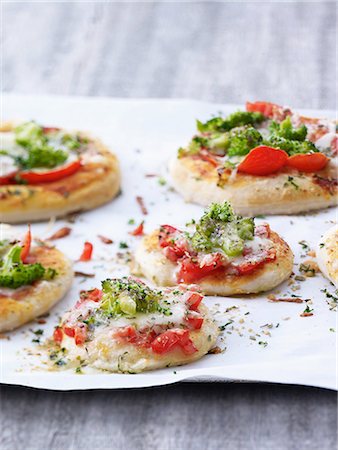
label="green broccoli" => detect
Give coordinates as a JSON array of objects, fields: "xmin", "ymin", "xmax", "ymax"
[
  {"xmin": 269, "ymin": 117, "xmax": 307, "ymax": 142},
  {"xmin": 265, "ymin": 136, "xmax": 318, "ymax": 156},
  {"xmin": 0, "ymin": 245, "xmax": 54, "ymax": 289},
  {"xmin": 196, "ymin": 111, "xmax": 265, "ymax": 133},
  {"xmin": 3, "ymin": 121, "xmax": 68, "ymax": 170},
  {"xmin": 100, "ymin": 278, "xmax": 161, "ymax": 317},
  {"xmin": 190, "ymin": 202, "xmax": 255, "ymax": 257},
  {"xmin": 14, "ymin": 146, "xmax": 68, "ymax": 170},
  {"xmin": 226, "ymin": 127, "xmax": 263, "ymax": 157},
  {"xmin": 14, "ymin": 121, "xmax": 47, "ymax": 148}
]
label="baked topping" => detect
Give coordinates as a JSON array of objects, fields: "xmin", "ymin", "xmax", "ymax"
[
  {"xmin": 158, "ymin": 202, "xmax": 276, "ymax": 283},
  {"xmin": 54, "ymin": 278, "xmax": 207, "ymax": 355}
]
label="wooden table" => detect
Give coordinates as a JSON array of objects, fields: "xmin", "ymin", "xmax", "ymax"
[{"xmin": 1, "ymin": 2, "xmax": 337, "ymax": 449}]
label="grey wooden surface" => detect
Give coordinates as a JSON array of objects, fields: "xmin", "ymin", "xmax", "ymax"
[{"xmin": 1, "ymin": 2, "xmax": 337, "ymax": 450}]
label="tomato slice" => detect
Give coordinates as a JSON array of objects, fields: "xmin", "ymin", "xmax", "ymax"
[
  {"xmin": 53, "ymin": 327, "xmax": 63, "ymax": 344},
  {"xmin": 79, "ymin": 242, "xmax": 93, "ymax": 262},
  {"xmin": 186, "ymin": 314, "xmax": 204, "ymax": 330},
  {"xmin": 63, "ymin": 326, "xmax": 75, "ymax": 338},
  {"xmin": 87, "ymin": 288, "xmax": 102, "ymax": 302},
  {"xmin": 237, "ymin": 146, "xmax": 288, "ymax": 176},
  {"xmin": 185, "ymin": 292, "xmax": 203, "ymax": 311},
  {"xmin": 0, "ymin": 171, "xmax": 17, "ymax": 185},
  {"xmin": 129, "ymin": 221, "xmax": 144, "ymax": 236},
  {"xmin": 246, "ymin": 101, "xmax": 280, "ymax": 118},
  {"xmin": 286, "ymin": 153, "xmax": 328, "ymax": 173},
  {"xmin": 18, "ymin": 160, "xmax": 81, "ymax": 184},
  {"xmin": 74, "ymin": 325, "xmax": 87, "ymax": 345},
  {"xmin": 20, "ymin": 226, "xmax": 32, "ymax": 263},
  {"xmin": 151, "ymin": 329, "xmax": 197, "ymax": 355},
  {"xmin": 159, "ymin": 225, "xmax": 181, "ymax": 247},
  {"xmin": 177, "ymin": 256, "xmax": 224, "ymax": 284}
]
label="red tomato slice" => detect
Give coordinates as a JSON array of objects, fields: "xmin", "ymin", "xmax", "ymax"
[
  {"xmin": 20, "ymin": 226, "xmax": 32, "ymax": 263},
  {"xmin": 185, "ymin": 292, "xmax": 203, "ymax": 311},
  {"xmin": 63, "ymin": 326, "xmax": 75, "ymax": 338},
  {"xmin": 74, "ymin": 325, "xmax": 87, "ymax": 346},
  {"xmin": 0, "ymin": 171, "xmax": 17, "ymax": 185},
  {"xmin": 159, "ymin": 225, "xmax": 181, "ymax": 247},
  {"xmin": 79, "ymin": 242, "xmax": 93, "ymax": 262},
  {"xmin": 114, "ymin": 325, "xmax": 137, "ymax": 341},
  {"xmin": 151, "ymin": 329, "xmax": 197, "ymax": 355},
  {"xmin": 177, "ymin": 256, "xmax": 224, "ymax": 284},
  {"xmin": 246, "ymin": 101, "xmax": 281, "ymax": 118},
  {"xmin": 237, "ymin": 146, "xmax": 288, "ymax": 176},
  {"xmin": 53, "ymin": 327, "xmax": 63, "ymax": 344},
  {"xmin": 236, "ymin": 260, "xmax": 266, "ymax": 275},
  {"xmin": 286, "ymin": 153, "xmax": 328, "ymax": 173},
  {"xmin": 87, "ymin": 288, "xmax": 102, "ymax": 302},
  {"xmin": 186, "ymin": 314, "xmax": 204, "ymax": 330},
  {"xmin": 129, "ymin": 221, "xmax": 144, "ymax": 236},
  {"xmin": 18, "ymin": 160, "xmax": 81, "ymax": 184}
]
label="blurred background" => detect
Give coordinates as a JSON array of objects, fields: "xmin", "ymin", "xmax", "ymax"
[
  {"xmin": 1, "ymin": 2, "xmax": 337, "ymax": 450},
  {"xmin": 3, "ymin": 1, "xmax": 337, "ymax": 109}
]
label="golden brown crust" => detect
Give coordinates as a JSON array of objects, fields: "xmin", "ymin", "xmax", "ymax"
[
  {"xmin": 169, "ymin": 155, "xmax": 337, "ymax": 215},
  {"xmin": 134, "ymin": 229, "xmax": 294, "ymax": 296},
  {"xmin": 0, "ymin": 124, "xmax": 120, "ymax": 223},
  {"xmin": 0, "ymin": 246, "xmax": 73, "ymax": 332}
]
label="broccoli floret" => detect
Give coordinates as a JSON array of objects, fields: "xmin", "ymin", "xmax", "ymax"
[
  {"xmin": 14, "ymin": 146, "xmax": 68, "ymax": 170},
  {"xmin": 265, "ymin": 136, "xmax": 318, "ymax": 156},
  {"xmin": 4, "ymin": 121, "xmax": 69, "ymax": 170},
  {"xmin": 100, "ymin": 278, "xmax": 161, "ymax": 317},
  {"xmin": 0, "ymin": 245, "xmax": 48, "ymax": 289},
  {"xmin": 14, "ymin": 121, "xmax": 47, "ymax": 148},
  {"xmin": 190, "ymin": 202, "xmax": 255, "ymax": 257},
  {"xmin": 226, "ymin": 127, "xmax": 263, "ymax": 157},
  {"xmin": 269, "ymin": 117, "xmax": 307, "ymax": 142},
  {"xmin": 197, "ymin": 111, "xmax": 265, "ymax": 133}
]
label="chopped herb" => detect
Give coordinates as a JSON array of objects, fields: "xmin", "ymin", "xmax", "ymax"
[
  {"xmin": 258, "ymin": 341, "xmax": 268, "ymax": 347},
  {"xmin": 219, "ymin": 320, "xmax": 234, "ymax": 331},
  {"xmin": 119, "ymin": 241, "xmax": 129, "ymax": 249}
]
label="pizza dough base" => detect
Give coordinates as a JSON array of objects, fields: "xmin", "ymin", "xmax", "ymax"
[
  {"xmin": 60, "ymin": 304, "xmax": 219, "ymax": 373},
  {"xmin": 317, "ymin": 225, "xmax": 338, "ymax": 288},
  {"xmin": 133, "ymin": 229, "xmax": 294, "ymax": 296},
  {"xmin": 0, "ymin": 246, "xmax": 73, "ymax": 332},
  {"xmin": 169, "ymin": 156, "xmax": 337, "ymax": 216},
  {"xmin": 0, "ymin": 125, "xmax": 120, "ymax": 223}
]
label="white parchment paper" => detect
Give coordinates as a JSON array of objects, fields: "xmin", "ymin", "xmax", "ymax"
[{"xmin": 0, "ymin": 94, "xmax": 337, "ymax": 390}]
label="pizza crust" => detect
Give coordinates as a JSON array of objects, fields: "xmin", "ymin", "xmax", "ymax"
[
  {"xmin": 169, "ymin": 156, "xmax": 337, "ymax": 215},
  {"xmin": 59, "ymin": 304, "xmax": 219, "ymax": 374},
  {"xmin": 133, "ymin": 229, "xmax": 294, "ymax": 296},
  {"xmin": 317, "ymin": 225, "xmax": 338, "ymax": 288},
  {"xmin": 0, "ymin": 246, "xmax": 73, "ymax": 332},
  {"xmin": 0, "ymin": 124, "xmax": 121, "ymax": 223}
]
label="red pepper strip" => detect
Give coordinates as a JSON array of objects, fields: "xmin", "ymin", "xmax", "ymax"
[
  {"xmin": 21, "ymin": 225, "xmax": 32, "ymax": 263},
  {"xmin": 286, "ymin": 153, "xmax": 329, "ymax": 173},
  {"xmin": 238, "ymin": 146, "xmax": 288, "ymax": 176},
  {"xmin": 79, "ymin": 242, "xmax": 93, "ymax": 262},
  {"xmin": 129, "ymin": 221, "xmax": 144, "ymax": 236},
  {"xmin": 17, "ymin": 160, "xmax": 81, "ymax": 184}
]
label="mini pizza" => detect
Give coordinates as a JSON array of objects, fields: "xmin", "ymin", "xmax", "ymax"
[
  {"xmin": 0, "ymin": 121, "xmax": 120, "ymax": 222},
  {"xmin": 133, "ymin": 202, "xmax": 294, "ymax": 296},
  {"xmin": 169, "ymin": 101, "xmax": 337, "ymax": 215},
  {"xmin": 317, "ymin": 225, "xmax": 338, "ymax": 288},
  {"xmin": 51, "ymin": 277, "xmax": 219, "ymax": 373},
  {"xmin": 0, "ymin": 225, "xmax": 73, "ymax": 332}
]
